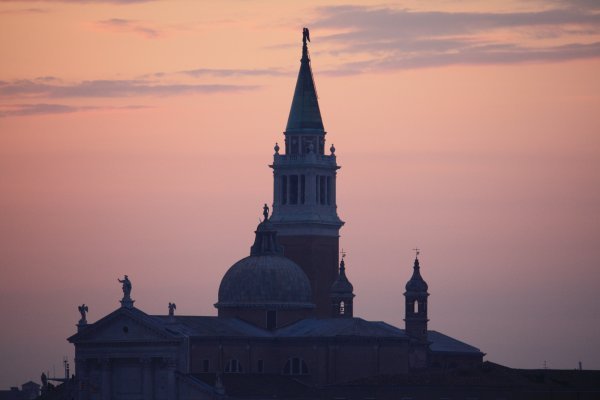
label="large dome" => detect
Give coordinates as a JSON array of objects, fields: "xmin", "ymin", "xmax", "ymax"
[{"xmin": 216, "ymin": 254, "xmax": 314, "ymax": 309}]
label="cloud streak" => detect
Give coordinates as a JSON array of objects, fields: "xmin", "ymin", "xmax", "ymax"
[
  {"xmin": 96, "ymin": 18, "xmax": 161, "ymax": 38},
  {"xmin": 0, "ymin": 78, "xmax": 257, "ymax": 98},
  {"xmin": 0, "ymin": 0, "xmax": 154, "ymax": 4},
  {"xmin": 0, "ymin": 103, "xmax": 148, "ymax": 117},
  {"xmin": 180, "ymin": 68, "xmax": 287, "ymax": 78},
  {"xmin": 312, "ymin": 5, "xmax": 600, "ymax": 74}
]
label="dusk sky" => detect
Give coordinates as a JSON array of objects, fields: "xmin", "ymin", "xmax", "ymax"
[{"xmin": 1, "ymin": 0, "xmax": 599, "ymax": 388}]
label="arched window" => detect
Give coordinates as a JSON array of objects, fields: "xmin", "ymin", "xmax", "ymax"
[
  {"xmin": 414, "ymin": 300, "xmax": 419, "ymax": 314},
  {"xmin": 339, "ymin": 301, "xmax": 345, "ymax": 315},
  {"xmin": 224, "ymin": 359, "xmax": 243, "ymax": 373},
  {"xmin": 283, "ymin": 357, "xmax": 309, "ymax": 375}
]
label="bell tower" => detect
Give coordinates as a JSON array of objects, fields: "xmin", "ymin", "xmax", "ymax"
[
  {"xmin": 330, "ymin": 255, "xmax": 354, "ymax": 318},
  {"xmin": 404, "ymin": 252, "xmax": 429, "ymax": 343},
  {"xmin": 269, "ymin": 28, "xmax": 344, "ymax": 317}
]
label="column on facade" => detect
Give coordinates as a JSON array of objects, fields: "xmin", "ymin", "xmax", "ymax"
[
  {"xmin": 246, "ymin": 344, "xmax": 251, "ymax": 373},
  {"xmin": 315, "ymin": 174, "xmax": 320, "ymax": 205},
  {"xmin": 328, "ymin": 345, "xmax": 337, "ymax": 383},
  {"xmin": 374, "ymin": 343, "xmax": 380, "ymax": 375},
  {"xmin": 273, "ymin": 171, "xmax": 280, "ymax": 207},
  {"xmin": 166, "ymin": 358, "xmax": 177, "ymax": 400},
  {"xmin": 75, "ymin": 357, "xmax": 87, "ymax": 400},
  {"xmin": 141, "ymin": 357, "xmax": 153, "ymax": 400},
  {"xmin": 100, "ymin": 358, "xmax": 111, "ymax": 400},
  {"xmin": 332, "ymin": 173, "xmax": 337, "ymax": 208},
  {"xmin": 306, "ymin": 172, "xmax": 316, "ymax": 206}
]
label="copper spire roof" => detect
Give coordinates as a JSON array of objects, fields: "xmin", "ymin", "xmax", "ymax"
[{"xmin": 285, "ymin": 28, "xmax": 324, "ymax": 132}]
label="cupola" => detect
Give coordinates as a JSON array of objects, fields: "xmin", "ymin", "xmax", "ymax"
[{"xmin": 215, "ymin": 209, "xmax": 315, "ymax": 329}]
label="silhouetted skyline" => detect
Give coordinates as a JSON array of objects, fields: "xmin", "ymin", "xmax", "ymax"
[{"xmin": 1, "ymin": 0, "xmax": 599, "ymax": 388}]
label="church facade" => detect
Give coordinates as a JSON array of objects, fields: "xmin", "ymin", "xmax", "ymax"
[{"xmin": 68, "ymin": 30, "xmax": 483, "ymax": 400}]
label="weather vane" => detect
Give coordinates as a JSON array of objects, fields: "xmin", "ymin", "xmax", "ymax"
[{"xmin": 413, "ymin": 247, "xmax": 420, "ymax": 258}]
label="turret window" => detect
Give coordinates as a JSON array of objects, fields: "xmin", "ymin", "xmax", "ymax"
[
  {"xmin": 283, "ymin": 357, "xmax": 309, "ymax": 375},
  {"xmin": 339, "ymin": 301, "xmax": 345, "ymax": 315},
  {"xmin": 327, "ymin": 176, "xmax": 332, "ymax": 205},
  {"xmin": 414, "ymin": 300, "xmax": 419, "ymax": 314}
]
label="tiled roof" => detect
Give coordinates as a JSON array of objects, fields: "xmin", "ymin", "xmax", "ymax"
[
  {"xmin": 275, "ymin": 318, "xmax": 407, "ymax": 338},
  {"xmin": 153, "ymin": 316, "xmax": 271, "ymax": 338},
  {"xmin": 428, "ymin": 330, "xmax": 483, "ymax": 354}
]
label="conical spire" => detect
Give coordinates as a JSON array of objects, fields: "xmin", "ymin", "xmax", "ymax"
[
  {"xmin": 286, "ymin": 27, "xmax": 324, "ymax": 132},
  {"xmin": 331, "ymin": 257, "xmax": 354, "ymax": 294}
]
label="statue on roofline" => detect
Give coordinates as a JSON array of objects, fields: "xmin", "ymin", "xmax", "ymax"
[
  {"xmin": 78, "ymin": 304, "xmax": 88, "ymax": 324},
  {"xmin": 118, "ymin": 275, "xmax": 132, "ymax": 298}
]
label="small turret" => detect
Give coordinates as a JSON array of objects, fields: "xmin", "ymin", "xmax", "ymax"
[
  {"xmin": 330, "ymin": 255, "xmax": 354, "ymax": 317},
  {"xmin": 404, "ymin": 252, "xmax": 429, "ymax": 343}
]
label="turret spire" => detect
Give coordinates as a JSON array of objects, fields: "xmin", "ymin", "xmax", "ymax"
[
  {"xmin": 330, "ymin": 254, "xmax": 355, "ymax": 317},
  {"xmin": 404, "ymin": 254, "xmax": 430, "ymax": 350},
  {"xmin": 286, "ymin": 27, "xmax": 324, "ymax": 132}
]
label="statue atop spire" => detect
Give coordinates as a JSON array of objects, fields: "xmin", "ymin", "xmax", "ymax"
[{"xmin": 302, "ymin": 27, "xmax": 310, "ymax": 44}]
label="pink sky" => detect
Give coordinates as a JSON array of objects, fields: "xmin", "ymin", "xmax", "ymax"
[{"xmin": 1, "ymin": 0, "xmax": 599, "ymax": 388}]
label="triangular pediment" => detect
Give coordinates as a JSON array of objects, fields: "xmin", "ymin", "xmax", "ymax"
[{"xmin": 68, "ymin": 307, "xmax": 180, "ymax": 344}]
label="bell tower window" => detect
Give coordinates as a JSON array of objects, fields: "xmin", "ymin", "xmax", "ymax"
[
  {"xmin": 281, "ymin": 176, "xmax": 288, "ymax": 205},
  {"xmin": 300, "ymin": 175, "xmax": 306, "ymax": 204},
  {"xmin": 319, "ymin": 176, "xmax": 326, "ymax": 204},
  {"xmin": 290, "ymin": 175, "xmax": 299, "ymax": 204}
]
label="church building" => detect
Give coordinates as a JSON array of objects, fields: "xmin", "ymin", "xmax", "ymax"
[{"xmin": 68, "ymin": 29, "xmax": 483, "ymax": 400}]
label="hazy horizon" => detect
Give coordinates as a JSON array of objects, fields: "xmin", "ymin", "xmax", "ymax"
[{"xmin": 1, "ymin": 0, "xmax": 599, "ymax": 388}]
